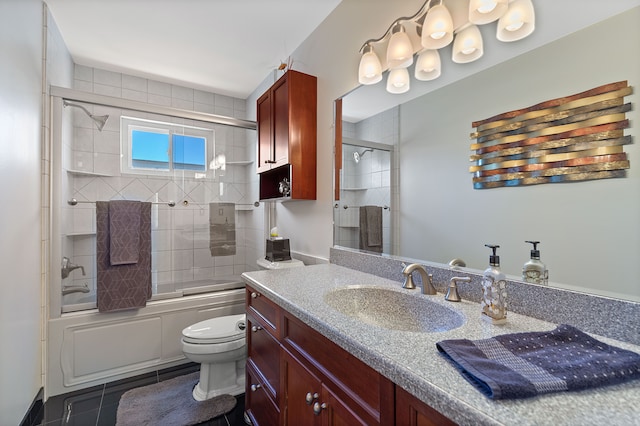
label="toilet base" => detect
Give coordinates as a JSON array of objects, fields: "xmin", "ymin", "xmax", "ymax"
[{"xmin": 191, "ymin": 357, "xmax": 246, "ymax": 401}]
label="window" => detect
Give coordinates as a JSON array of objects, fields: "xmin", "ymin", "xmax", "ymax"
[{"xmin": 121, "ymin": 116, "xmax": 213, "ymax": 175}]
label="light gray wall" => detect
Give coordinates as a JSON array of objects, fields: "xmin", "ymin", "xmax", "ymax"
[
  {"xmin": 400, "ymin": 9, "xmax": 640, "ymax": 300},
  {"xmin": 0, "ymin": 0, "xmax": 44, "ymax": 423}
]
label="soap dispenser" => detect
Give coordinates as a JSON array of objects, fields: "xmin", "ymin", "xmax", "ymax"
[
  {"xmin": 522, "ymin": 240, "xmax": 548, "ymax": 285},
  {"xmin": 481, "ymin": 244, "xmax": 507, "ymax": 324}
]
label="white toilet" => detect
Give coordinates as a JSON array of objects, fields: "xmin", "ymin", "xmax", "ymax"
[{"xmin": 181, "ymin": 313, "xmax": 247, "ymax": 401}]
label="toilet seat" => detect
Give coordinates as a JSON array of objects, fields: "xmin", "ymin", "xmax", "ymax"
[{"xmin": 182, "ymin": 314, "xmax": 246, "ymax": 345}]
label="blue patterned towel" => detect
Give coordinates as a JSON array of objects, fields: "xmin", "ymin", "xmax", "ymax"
[{"xmin": 436, "ymin": 324, "xmax": 640, "ymax": 400}]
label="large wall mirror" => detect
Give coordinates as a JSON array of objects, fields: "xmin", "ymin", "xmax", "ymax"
[{"xmin": 334, "ymin": 8, "xmax": 640, "ymax": 303}]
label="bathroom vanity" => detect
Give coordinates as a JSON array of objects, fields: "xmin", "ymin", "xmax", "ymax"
[{"xmin": 241, "ymin": 262, "xmax": 640, "ymax": 425}]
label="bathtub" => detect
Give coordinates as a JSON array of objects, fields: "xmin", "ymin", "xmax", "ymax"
[
  {"xmin": 47, "ymin": 281, "xmax": 245, "ymax": 398},
  {"xmin": 61, "ymin": 277, "xmax": 245, "ymax": 313}
]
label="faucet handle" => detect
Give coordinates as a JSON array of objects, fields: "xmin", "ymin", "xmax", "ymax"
[{"xmin": 445, "ymin": 276, "xmax": 471, "ymax": 302}]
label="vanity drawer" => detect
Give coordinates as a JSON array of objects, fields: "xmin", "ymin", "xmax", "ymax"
[
  {"xmin": 246, "ymin": 361, "xmax": 280, "ymax": 426},
  {"xmin": 247, "ymin": 313, "xmax": 280, "ymax": 402},
  {"xmin": 246, "ymin": 286, "xmax": 280, "ymax": 337}
]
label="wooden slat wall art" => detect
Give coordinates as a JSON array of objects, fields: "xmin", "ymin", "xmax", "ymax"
[{"xmin": 469, "ymin": 81, "xmax": 633, "ymax": 189}]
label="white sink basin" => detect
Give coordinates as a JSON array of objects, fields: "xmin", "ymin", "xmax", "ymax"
[{"xmin": 324, "ymin": 286, "xmax": 464, "ymax": 332}]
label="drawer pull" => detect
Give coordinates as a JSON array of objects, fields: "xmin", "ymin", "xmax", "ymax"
[
  {"xmin": 305, "ymin": 392, "xmax": 319, "ymax": 405},
  {"xmin": 250, "ymin": 383, "xmax": 262, "ymax": 392},
  {"xmin": 251, "ymin": 325, "xmax": 263, "ymax": 332},
  {"xmin": 313, "ymin": 402, "xmax": 327, "ymax": 415},
  {"xmin": 251, "ymin": 292, "xmax": 259, "ymax": 298}
]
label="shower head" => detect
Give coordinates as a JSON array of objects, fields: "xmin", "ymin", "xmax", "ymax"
[
  {"xmin": 353, "ymin": 148, "xmax": 373, "ymax": 164},
  {"xmin": 63, "ymin": 100, "xmax": 110, "ymax": 131}
]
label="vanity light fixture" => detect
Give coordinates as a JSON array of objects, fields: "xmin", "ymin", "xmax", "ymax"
[
  {"xmin": 386, "ymin": 68, "xmax": 411, "ymax": 94},
  {"xmin": 452, "ymin": 24, "xmax": 483, "ymax": 63},
  {"xmin": 387, "ymin": 23, "xmax": 414, "ymax": 69},
  {"xmin": 357, "ymin": 0, "xmax": 535, "ymax": 94},
  {"xmin": 415, "ymin": 49, "xmax": 441, "ymax": 81},
  {"xmin": 358, "ymin": 44, "xmax": 383, "ymax": 85}
]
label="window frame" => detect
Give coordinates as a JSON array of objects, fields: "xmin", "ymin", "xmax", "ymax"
[{"xmin": 120, "ymin": 116, "xmax": 213, "ymax": 176}]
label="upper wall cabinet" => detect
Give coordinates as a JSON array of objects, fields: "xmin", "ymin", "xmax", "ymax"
[{"xmin": 257, "ymin": 70, "xmax": 317, "ymax": 201}]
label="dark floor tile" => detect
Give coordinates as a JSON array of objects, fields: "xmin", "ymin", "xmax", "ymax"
[
  {"xmin": 40, "ymin": 364, "xmax": 246, "ymax": 426},
  {"xmin": 40, "ymin": 384, "xmax": 104, "ymax": 425},
  {"xmin": 158, "ymin": 362, "xmax": 200, "ymax": 382},
  {"xmin": 40, "ymin": 406, "xmax": 100, "ymax": 426}
]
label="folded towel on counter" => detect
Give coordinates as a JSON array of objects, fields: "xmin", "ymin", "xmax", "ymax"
[
  {"xmin": 436, "ymin": 324, "xmax": 640, "ymax": 400},
  {"xmin": 108, "ymin": 200, "xmax": 141, "ymax": 265}
]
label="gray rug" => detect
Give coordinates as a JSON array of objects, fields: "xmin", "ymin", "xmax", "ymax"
[{"xmin": 116, "ymin": 372, "xmax": 237, "ymax": 426}]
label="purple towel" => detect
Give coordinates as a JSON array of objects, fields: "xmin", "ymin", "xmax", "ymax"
[
  {"xmin": 108, "ymin": 200, "xmax": 141, "ymax": 265},
  {"xmin": 96, "ymin": 201, "xmax": 152, "ymax": 312},
  {"xmin": 436, "ymin": 324, "xmax": 640, "ymax": 400}
]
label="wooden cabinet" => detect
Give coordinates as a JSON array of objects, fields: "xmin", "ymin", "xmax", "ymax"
[
  {"xmin": 396, "ymin": 386, "xmax": 456, "ymax": 426},
  {"xmin": 246, "ymin": 288, "xmax": 281, "ymax": 425},
  {"xmin": 244, "ymin": 285, "xmax": 454, "ymax": 426},
  {"xmin": 256, "ymin": 70, "xmax": 317, "ymax": 201}
]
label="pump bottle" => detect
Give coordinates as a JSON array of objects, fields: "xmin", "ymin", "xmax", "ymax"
[
  {"xmin": 481, "ymin": 244, "xmax": 507, "ymax": 324},
  {"xmin": 522, "ymin": 241, "xmax": 548, "ymax": 285}
]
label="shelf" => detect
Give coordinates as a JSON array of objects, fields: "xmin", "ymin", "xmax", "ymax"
[
  {"xmin": 226, "ymin": 160, "xmax": 253, "ymax": 166},
  {"xmin": 66, "ymin": 232, "xmax": 96, "ymax": 237},
  {"xmin": 67, "ymin": 169, "xmax": 112, "ymax": 177}
]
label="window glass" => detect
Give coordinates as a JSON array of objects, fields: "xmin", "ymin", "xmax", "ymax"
[
  {"xmin": 173, "ymin": 134, "xmax": 206, "ymax": 171},
  {"xmin": 131, "ymin": 129, "xmax": 170, "ymax": 170}
]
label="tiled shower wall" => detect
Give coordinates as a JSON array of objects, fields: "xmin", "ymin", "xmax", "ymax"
[
  {"xmin": 60, "ymin": 65, "xmax": 261, "ymax": 306},
  {"xmin": 337, "ymin": 106, "xmax": 399, "ymax": 254}
]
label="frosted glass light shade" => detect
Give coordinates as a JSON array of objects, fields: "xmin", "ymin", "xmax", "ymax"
[
  {"xmin": 469, "ymin": 0, "xmax": 508, "ymax": 25},
  {"xmin": 358, "ymin": 45, "xmax": 383, "ymax": 85},
  {"xmin": 415, "ymin": 50, "xmax": 441, "ymax": 81},
  {"xmin": 421, "ymin": 4, "xmax": 454, "ymax": 50},
  {"xmin": 497, "ymin": 0, "xmax": 535, "ymax": 42},
  {"xmin": 386, "ymin": 24, "xmax": 414, "ymax": 69},
  {"xmin": 386, "ymin": 68, "xmax": 410, "ymax": 94},
  {"xmin": 452, "ymin": 24, "xmax": 483, "ymax": 63}
]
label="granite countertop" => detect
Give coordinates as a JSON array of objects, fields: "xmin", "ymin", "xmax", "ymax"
[{"xmin": 241, "ymin": 263, "xmax": 640, "ymax": 426}]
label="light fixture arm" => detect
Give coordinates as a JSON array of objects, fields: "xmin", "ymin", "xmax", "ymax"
[{"xmin": 358, "ymin": 0, "xmax": 432, "ymax": 53}]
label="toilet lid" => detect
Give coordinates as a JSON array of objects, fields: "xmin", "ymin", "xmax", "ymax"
[{"xmin": 182, "ymin": 314, "xmax": 246, "ymax": 344}]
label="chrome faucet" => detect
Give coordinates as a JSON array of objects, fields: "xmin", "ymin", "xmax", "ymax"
[
  {"xmin": 402, "ymin": 263, "xmax": 437, "ymax": 295},
  {"xmin": 61, "ymin": 256, "xmax": 85, "ymax": 279},
  {"xmin": 445, "ymin": 276, "xmax": 471, "ymax": 302}
]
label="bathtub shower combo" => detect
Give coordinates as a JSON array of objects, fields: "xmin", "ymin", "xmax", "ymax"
[{"xmin": 47, "ymin": 87, "xmax": 260, "ymax": 397}]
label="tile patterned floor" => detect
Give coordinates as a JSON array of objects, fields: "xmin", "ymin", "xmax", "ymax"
[{"xmin": 32, "ymin": 363, "xmax": 247, "ymax": 426}]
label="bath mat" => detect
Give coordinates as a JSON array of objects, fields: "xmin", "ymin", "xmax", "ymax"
[{"xmin": 115, "ymin": 372, "xmax": 237, "ymax": 426}]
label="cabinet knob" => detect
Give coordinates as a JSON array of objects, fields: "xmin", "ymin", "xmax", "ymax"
[
  {"xmin": 251, "ymin": 325, "xmax": 262, "ymax": 332},
  {"xmin": 250, "ymin": 383, "xmax": 262, "ymax": 392},
  {"xmin": 251, "ymin": 292, "xmax": 259, "ymax": 298},
  {"xmin": 313, "ymin": 402, "xmax": 327, "ymax": 415},
  {"xmin": 305, "ymin": 392, "xmax": 319, "ymax": 405},
  {"xmin": 265, "ymin": 160, "xmax": 276, "ymax": 164}
]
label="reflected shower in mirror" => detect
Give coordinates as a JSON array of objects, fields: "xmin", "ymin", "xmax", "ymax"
[{"xmin": 335, "ymin": 141, "xmax": 393, "ymax": 254}]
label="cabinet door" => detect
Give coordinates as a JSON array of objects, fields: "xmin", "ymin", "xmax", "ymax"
[
  {"xmin": 396, "ymin": 386, "xmax": 456, "ymax": 426},
  {"xmin": 272, "ymin": 74, "xmax": 290, "ymax": 169},
  {"xmin": 282, "ymin": 348, "xmax": 322, "ymax": 426},
  {"xmin": 257, "ymin": 90, "xmax": 274, "ymax": 173},
  {"xmin": 322, "ymin": 385, "xmax": 369, "ymax": 426}
]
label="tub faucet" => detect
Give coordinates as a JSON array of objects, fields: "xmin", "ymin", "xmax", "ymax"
[
  {"xmin": 402, "ymin": 263, "xmax": 437, "ymax": 295},
  {"xmin": 61, "ymin": 256, "xmax": 85, "ymax": 279}
]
